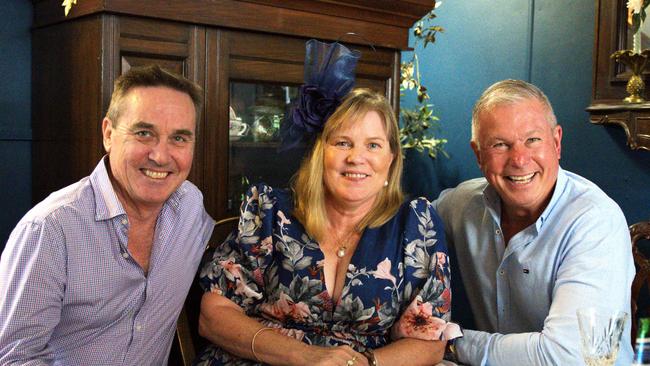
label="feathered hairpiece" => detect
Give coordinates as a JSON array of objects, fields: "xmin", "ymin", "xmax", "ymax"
[{"xmin": 280, "ymin": 39, "xmax": 361, "ymax": 150}]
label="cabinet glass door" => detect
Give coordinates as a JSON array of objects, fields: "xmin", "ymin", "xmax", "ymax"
[{"xmin": 228, "ymin": 81, "xmax": 305, "ymax": 213}]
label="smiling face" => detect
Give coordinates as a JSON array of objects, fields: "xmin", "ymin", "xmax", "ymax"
[
  {"xmin": 471, "ymin": 98, "xmax": 562, "ymax": 219},
  {"xmin": 323, "ymin": 110, "xmax": 395, "ymax": 212},
  {"xmin": 102, "ymin": 86, "xmax": 196, "ymax": 214}
]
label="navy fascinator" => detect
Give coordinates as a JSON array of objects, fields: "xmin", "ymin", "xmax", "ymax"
[{"xmin": 280, "ymin": 39, "xmax": 361, "ymax": 150}]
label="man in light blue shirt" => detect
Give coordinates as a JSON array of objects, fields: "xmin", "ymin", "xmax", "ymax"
[
  {"xmin": 0, "ymin": 65, "xmax": 215, "ymax": 365},
  {"xmin": 433, "ymin": 79, "xmax": 635, "ymax": 365}
]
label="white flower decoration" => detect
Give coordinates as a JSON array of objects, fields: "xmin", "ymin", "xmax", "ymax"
[{"xmin": 628, "ymin": 0, "xmax": 644, "ymax": 14}]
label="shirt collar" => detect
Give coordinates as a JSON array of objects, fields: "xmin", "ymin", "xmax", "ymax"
[
  {"xmin": 536, "ymin": 166, "xmax": 567, "ymax": 230},
  {"xmin": 482, "ymin": 181, "xmax": 501, "ymax": 224},
  {"xmin": 90, "ymin": 156, "xmax": 186, "ymax": 221},
  {"xmin": 481, "ymin": 166, "xmax": 568, "ymax": 230},
  {"xmin": 90, "ymin": 157, "xmax": 126, "ymax": 221}
]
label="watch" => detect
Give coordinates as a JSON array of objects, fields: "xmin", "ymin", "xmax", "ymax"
[{"xmin": 445, "ymin": 339, "xmax": 459, "ymax": 363}]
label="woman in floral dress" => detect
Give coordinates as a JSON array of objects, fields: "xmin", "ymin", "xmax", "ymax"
[{"xmin": 194, "ymin": 87, "xmax": 461, "ymax": 366}]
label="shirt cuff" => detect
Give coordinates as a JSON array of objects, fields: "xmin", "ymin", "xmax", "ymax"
[{"xmin": 455, "ymin": 329, "xmax": 492, "ymax": 366}]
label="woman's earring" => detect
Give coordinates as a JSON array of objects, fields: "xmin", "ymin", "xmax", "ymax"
[{"xmin": 384, "ymin": 180, "xmax": 388, "ymax": 187}]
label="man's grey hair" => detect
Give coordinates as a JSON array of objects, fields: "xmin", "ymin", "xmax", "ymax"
[{"xmin": 471, "ymin": 79, "xmax": 557, "ymax": 146}]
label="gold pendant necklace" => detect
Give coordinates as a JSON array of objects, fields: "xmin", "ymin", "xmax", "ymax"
[{"xmin": 334, "ymin": 228, "xmax": 356, "ymax": 259}]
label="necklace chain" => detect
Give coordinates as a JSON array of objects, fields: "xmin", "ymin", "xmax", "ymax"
[{"xmin": 334, "ymin": 228, "xmax": 356, "ymax": 259}]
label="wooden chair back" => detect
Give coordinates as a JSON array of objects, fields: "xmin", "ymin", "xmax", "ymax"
[
  {"xmin": 171, "ymin": 216, "xmax": 240, "ymax": 365},
  {"xmin": 631, "ymin": 220, "xmax": 650, "ymax": 344}
]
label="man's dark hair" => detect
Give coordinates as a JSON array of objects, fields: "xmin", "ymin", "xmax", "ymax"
[{"xmin": 106, "ymin": 64, "xmax": 203, "ymax": 125}]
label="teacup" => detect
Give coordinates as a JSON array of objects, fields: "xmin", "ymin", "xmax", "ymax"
[{"xmin": 229, "ymin": 118, "xmax": 249, "ymax": 137}]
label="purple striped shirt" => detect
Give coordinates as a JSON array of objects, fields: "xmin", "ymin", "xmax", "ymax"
[{"xmin": 0, "ymin": 158, "xmax": 214, "ymax": 365}]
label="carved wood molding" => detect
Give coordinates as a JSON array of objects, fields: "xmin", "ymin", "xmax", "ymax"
[{"xmin": 587, "ymin": 103, "xmax": 650, "ymax": 151}]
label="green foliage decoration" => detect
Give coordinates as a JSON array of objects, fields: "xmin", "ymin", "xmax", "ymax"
[{"xmin": 400, "ymin": 1, "xmax": 448, "ymax": 159}]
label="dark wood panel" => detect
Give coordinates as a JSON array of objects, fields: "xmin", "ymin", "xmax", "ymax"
[
  {"xmin": 228, "ymin": 29, "xmax": 395, "ymax": 66},
  {"xmin": 119, "ymin": 16, "xmax": 191, "ymax": 42},
  {"xmin": 203, "ymin": 28, "xmax": 230, "ymax": 220},
  {"xmin": 32, "ymin": 15, "xmax": 106, "ymax": 202},
  {"xmin": 229, "ymin": 31, "xmax": 307, "ymax": 63},
  {"xmin": 356, "ymin": 62, "xmax": 394, "ymax": 78},
  {"xmin": 230, "ymin": 59, "xmax": 303, "ymax": 84},
  {"xmin": 120, "ymin": 38, "xmax": 189, "ymax": 57},
  {"xmin": 592, "ymin": 0, "xmax": 629, "ymax": 102},
  {"xmin": 237, "ymin": 0, "xmax": 432, "ymax": 27}
]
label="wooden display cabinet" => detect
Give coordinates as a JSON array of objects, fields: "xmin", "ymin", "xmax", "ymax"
[{"xmin": 32, "ymin": 0, "xmax": 432, "ymax": 218}]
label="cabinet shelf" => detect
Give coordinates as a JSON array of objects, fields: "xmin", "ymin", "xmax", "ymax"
[
  {"xmin": 230, "ymin": 140, "xmax": 280, "ymax": 148},
  {"xmin": 586, "ymin": 102, "xmax": 650, "ymax": 151}
]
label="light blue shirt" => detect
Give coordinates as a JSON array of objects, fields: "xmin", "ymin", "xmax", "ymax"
[
  {"xmin": 0, "ymin": 158, "xmax": 215, "ymax": 365},
  {"xmin": 433, "ymin": 168, "xmax": 635, "ymax": 365}
]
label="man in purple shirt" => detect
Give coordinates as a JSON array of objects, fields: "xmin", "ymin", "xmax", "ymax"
[{"xmin": 0, "ymin": 65, "xmax": 215, "ymax": 365}]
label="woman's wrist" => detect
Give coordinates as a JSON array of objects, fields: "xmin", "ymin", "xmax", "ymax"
[
  {"xmin": 363, "ymin": 349, "xmax": 379, "ymax": 366},
  {"xmin": 249, "ymin": 326, "xmax": 313, "ymax": 366},
  {"xmin": 251, "ymin": 327, "xmax": 275, "ymax": 362}
]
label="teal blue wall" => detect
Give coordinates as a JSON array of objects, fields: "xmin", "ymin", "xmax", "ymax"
[
  {"xmin": 0, "ymin": 1, "xmax": 32, "ymax": 249},
  {"xmin": 405, "ymin": 0, "xmax": 650, "ymax": 224}
]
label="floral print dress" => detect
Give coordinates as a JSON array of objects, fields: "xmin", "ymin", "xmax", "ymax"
[{"xmin": 195, "ymin": 184, "xmax": 461, "ymax": 365}]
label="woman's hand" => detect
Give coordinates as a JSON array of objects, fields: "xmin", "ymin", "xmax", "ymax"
[{"xmin": 305, "ymin": 345, "xmax": 369, "ymax": 366}]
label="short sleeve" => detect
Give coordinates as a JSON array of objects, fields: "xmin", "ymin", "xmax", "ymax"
[
  {"xmin": 391, "ymin": 198, "xmax": 462, "ymax": 341},
  {"xmin": 198, "ymin": 183, "xmax": 280, "ymax": 309}
]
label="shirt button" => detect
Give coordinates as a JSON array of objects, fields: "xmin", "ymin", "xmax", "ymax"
[
  {"xmin": 121, "ymin": 218, "xmax": 128, "ymax": 225},
  {"xmin": 495, "ymin": 229, "xmax": 501, "ymax": 235},
  {"xmin": 122, "ymin": 252, "xmax": 129, "ymax": 259},
  {"xmin": 135, "ymin": 324, "xmax": 142, "ymax": 331},
  {"xmin": 499, "ymin": 270, "xmax": 505, "ymax": 275}
]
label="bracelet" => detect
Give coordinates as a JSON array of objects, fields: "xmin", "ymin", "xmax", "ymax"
[
  {"xmin": 363, "ymin": 349, "xmax": 379, "ymax": 366},
  {"xmin": 251, "ymin": 327, "xmax": 274, "ymax": 362}
]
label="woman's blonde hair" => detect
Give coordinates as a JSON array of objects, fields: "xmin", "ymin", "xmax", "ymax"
[{"xmin": 292, "ymin": 88, "xmax": 404, "ymax": 242}]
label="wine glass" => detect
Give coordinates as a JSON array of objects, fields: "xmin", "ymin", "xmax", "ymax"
[{"xmin": 576, "ymin": 307, "xmax": 628, "ymax": 366}]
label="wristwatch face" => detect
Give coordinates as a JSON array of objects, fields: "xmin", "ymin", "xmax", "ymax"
[{"xmin": 445, "ymin": 342, "xmax": 458, "ymax": 362}]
